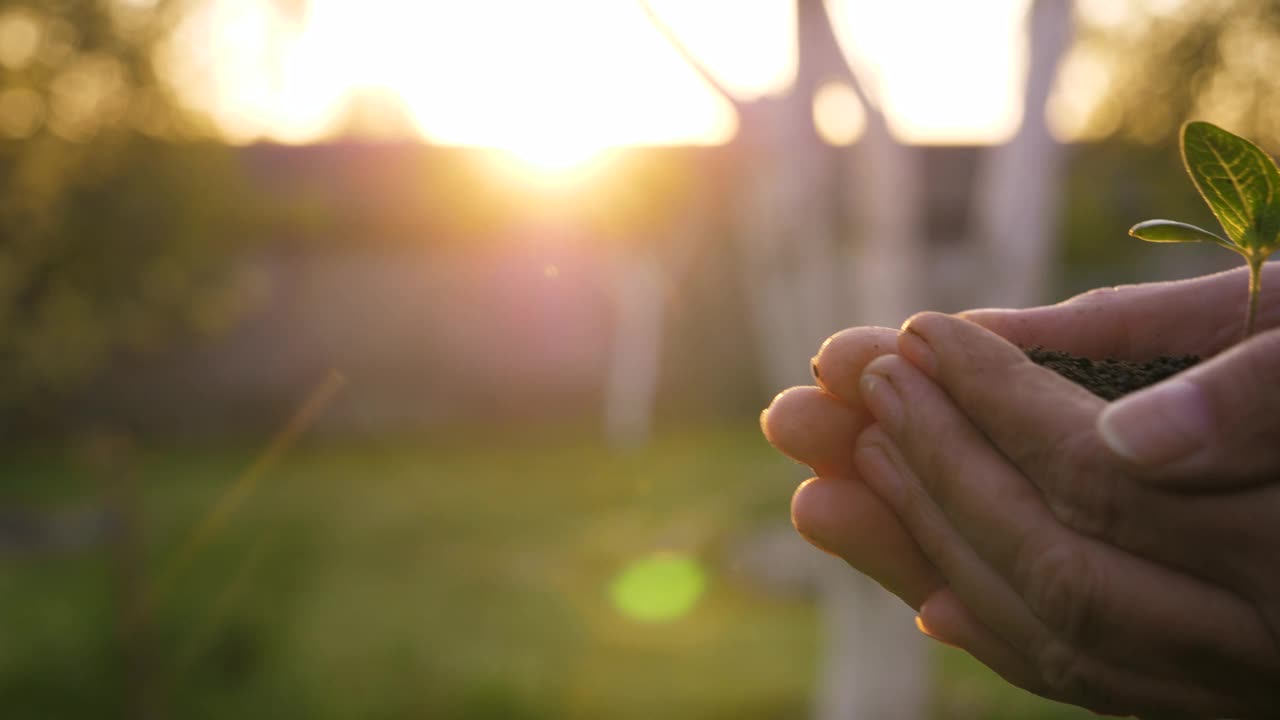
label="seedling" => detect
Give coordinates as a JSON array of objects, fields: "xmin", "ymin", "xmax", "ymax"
[{"xmin": 1130, "ymin": 121, "xmax": 1280, "ymax": 338}]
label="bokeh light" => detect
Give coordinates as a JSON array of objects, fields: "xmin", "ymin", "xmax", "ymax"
[
  {"xmin": 812, "ymin": 80, "xmax": 865, "ymax": 145},
  {"xmin": 609, "ymin": 552, "xmax": 707, "ymax": 623},
  {"xmin": 0, "ymin": 8, "xmax": 40, "ymax": 70}
]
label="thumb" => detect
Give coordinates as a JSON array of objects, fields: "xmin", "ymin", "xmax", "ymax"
[{"xmin": 1096, "ymin": 326, "xmax": 1280, "ymax": 489}]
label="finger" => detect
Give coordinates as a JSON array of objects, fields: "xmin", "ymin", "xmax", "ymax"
[
  {"xmin": 859, "ymin": 355, "xmax": 1280, "ymax": 710},
  {"xmin": 904, "ymin": 311, "xmax": 1280, "ymax": 612},
  {"xmin": 762, "ymin": 385, "xmax": 944, "ymax": 609},
  {"xmin": 960, "ymin": 263, "xmax": 1280, "ymax": 360},
  {"xmin": 1097, "ymin": 325, "xmax": 1280, "ymax": 488},
  {"xmin": 897, "ymin": 312, "xmax": 1126, "ymax": 540},
  {"xmin": 761, "ymin": 386, "xmax": 871, "ymax": 477},
  {"xmin": 853, "ymin": 424, "xmax": 1250, "ymax": 717},
  {"xmin": 916, "ymin": 587, "xmax": 1049, "ymax": 697},
  {"xmin": 916, "ymin": 591, "xmax": 1159, "ymax": 717},
  {"xmin": 1096, "ymin": 326, "xmax": 1280, "ymax": 611},
  {"xmin": 810, "ymin": 326, "xmax": 900, "ymax": 408},
  {"xmin": 851, "ymin": 424, "xmax": 1053, "ymax": 674},
  {"xmin": 790, "ymin": 476, "xmax": 941, "ymax": 610}
]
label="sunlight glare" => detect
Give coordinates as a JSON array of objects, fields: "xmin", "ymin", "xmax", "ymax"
[
  {"xmin": 643, "ymin": 0, "xmax": 794, "ymax": 100},
  {"xmin": 395, "ymin": 0, "xmax": 750, "ymax": 165},
  {"xmin": 173, "ymin": 0, "xmax": 1037, "ymax": 148},
  {"xmin": 831, "ymin": 0, "xmax": 1031, "ymax": 144},
  {"xmin": 488, "ymin": 109, "xmax": 612, "ymax": 171}
]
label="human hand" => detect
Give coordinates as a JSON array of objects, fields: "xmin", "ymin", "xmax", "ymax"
[
  {"xmin": 762, "ymin": 265, "xmax": 1280, "ymax": 716},
  {"xmin": 762, "ymin": 328, "xmax": 1019, "ymax": 691},
  {"xmin": 760, "ymin": 327, "xmax": 945, "ymax": 610},
  {"xmin": 762, "ymin": 268, "xmax": 1273, "ymax": 606},
  {"xmin": 851, "ymin": 277, "xmax": 1280, "ymax": 715}
]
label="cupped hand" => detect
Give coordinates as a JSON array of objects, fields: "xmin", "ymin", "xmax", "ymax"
[
  {"xmin": 853, "ymin": 304, "xmax": 1280, "ymax": 717},
  {"xmin": 962, "ymin": 264, "xmax": 1280, "ymax": 487},
  {"xmin": 760, "ymin": 327, "xmax": 942, "ymax": 609},
  {"xmin": 762, "ymin": 264, "xmax": 1280, "ymax": 717},
  {"xmin": 762, "ymin": 328, "xmax": 1052, "ymax": 696}
]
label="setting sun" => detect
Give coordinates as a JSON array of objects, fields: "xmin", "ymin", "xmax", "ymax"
[
  {"xmin": 497, "ymin": 119, "xmax": 612, "ymax": 170},
  {"xmin": 168, "ymin": 0, "xmax": 1046, "ymax": 153}
]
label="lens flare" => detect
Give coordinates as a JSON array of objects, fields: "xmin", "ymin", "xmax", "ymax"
[{"xmin": 609, "ymin": 552, "xmax": 706, "ymax": 623}]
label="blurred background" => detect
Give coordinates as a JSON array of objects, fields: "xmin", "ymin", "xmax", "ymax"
[{"xmin": 1, "ymin": 0, "xmax": 1275, "ymax": 717}]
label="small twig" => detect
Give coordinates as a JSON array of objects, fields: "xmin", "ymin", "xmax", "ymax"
[
  {"xmin": 147, "ymin": 370, "xmax": 346, "ymax": 611},
  {"xmin": 638, "ymin": 0, "xmax": 743, "ymax": 110}
]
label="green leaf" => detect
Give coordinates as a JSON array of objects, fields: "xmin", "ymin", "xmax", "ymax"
[
  {"xmin": 1255, "ymin": 193, "xmax": 1280, "ymax": 254},
  {"xmin": 1128, "ymin": 219, "xmax": 1239, "ymax": 252},
  {"xmin": 1181, "ymin": 121, "xmax": 1280, "ymax": 252}
]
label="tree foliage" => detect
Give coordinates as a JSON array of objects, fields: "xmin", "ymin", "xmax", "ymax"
[
  {"xmin": 1078, "ymin": 0, "xmax": 1280, "ymax": 148},
  {"xmin": 0, "ymin": 0, "xmax": 255, "ymax": 415}
]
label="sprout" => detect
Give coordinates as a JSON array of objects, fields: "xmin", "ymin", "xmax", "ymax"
[{"xmin": 1130, "ymin": 121, "xmax": 1280, "ymax": 338}]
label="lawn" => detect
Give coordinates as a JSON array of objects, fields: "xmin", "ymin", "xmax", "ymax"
[{"xmin": 0, "ymin": 425, "xmax": 1091, "ymax": 719}]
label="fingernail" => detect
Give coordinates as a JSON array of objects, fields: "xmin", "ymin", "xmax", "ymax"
[
  {"xmin": 915, "ymin": 600, "xmax": 961, "ymax": 648},
  {"xmin": 898, "ymin": 329, "xmax": 938, "ymax": 378},
  {"xmin": 810, "ymin": 356, "xmax": 821, "ymax": 383},
  {"xmin": 860, "ymin": 371, "xmax": 903, "ymax": 431},
  {"xmin": 914, "ymin": 616, "xmax": 956, "ymax": 648},
  {"xmin": 1096, "ymin": 378, "xmax": 1212, "ymax": 467}
]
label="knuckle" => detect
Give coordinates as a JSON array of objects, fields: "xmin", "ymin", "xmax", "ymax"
[
  {"xmin": 904, "ymin": 438, "xmax": 969, "ymax": 521},
  {"xmin": 1230, "ymin": 331, "xmax": 1280, "ymax": 395},
  {"xmin": 909, "ymin": 440, "xmax": 948, "ymax": 496},
  {"xmin": 1035, "ymin": 638, "xmax": 1094, "ymax": 701},
  {"xmin": 910, "ymin": 516, "xmax": 951, "ymax": 566},
  {"xmin": 1019, "ymin": 539, "xmax": 1102, "ymax": 650},
  {"xmin": 1035, "ymin": 640, "xmax": 1125, "ymax": 715},
  {"xmin": 1230, "ymin": 332, "xmax": 1280, "ymax": 454},
  {"xmin": 1035, "ymin": 430, "xmax": 1127, "ymax": 541},
  {"xmin": 889, "ymin": 472, "xmax": 956, "ymax": 566}
]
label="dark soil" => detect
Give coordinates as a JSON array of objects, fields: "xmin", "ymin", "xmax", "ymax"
[{"xmin": 1024, "ymin": 347, "xmax": 1200, "ymax": 401}]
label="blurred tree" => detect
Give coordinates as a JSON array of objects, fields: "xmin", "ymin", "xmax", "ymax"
[
  {"xmin": 1075, "ymin": 0, "xmax": 1280, "ymax": 148},
  {"xmin": 646, "ymin": 3, "xmax": 1077, "ymax": 720},
  {"xmin": 1033, "ymin": 0, "xmax": 1280, "ymax": 291},
  {"xmin": 645, "ymin": 0, "xmax": 890, "ymax": 394},
  {"xmin": 0, "ymin": 0, "xmax": 259, "ymax": 426},
  {"xmin": 970, "ymin": 0, "xmax": 1075, "ymax": 309},
  {"xmin": 643, "ymin": 3, "xmax": 931, "ymax": 718}
]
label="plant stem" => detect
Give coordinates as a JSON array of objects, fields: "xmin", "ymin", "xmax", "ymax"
[{"xmin": 1245, "ymin": 255, "xmax": 1264, "ymax": 339}]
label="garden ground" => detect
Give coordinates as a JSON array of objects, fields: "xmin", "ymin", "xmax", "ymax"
[{"xmin": 0, "ymin": 425, "xmax": 1091, "ymax": 719}]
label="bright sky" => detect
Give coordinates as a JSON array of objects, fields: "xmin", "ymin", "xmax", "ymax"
[{"xmin": 168, "ymin": 0, "xmax": 1043, "ymax": 161}]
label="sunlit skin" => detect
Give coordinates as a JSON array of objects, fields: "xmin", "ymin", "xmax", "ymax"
[{"xmin": 173, "ymin": 0, "xmax": 1038, "ymax": 165}]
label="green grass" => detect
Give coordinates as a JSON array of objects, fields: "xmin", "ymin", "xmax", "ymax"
[{"xmin": 0, "ymin": 425, "xmax": 1091, "ymax": 719}]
